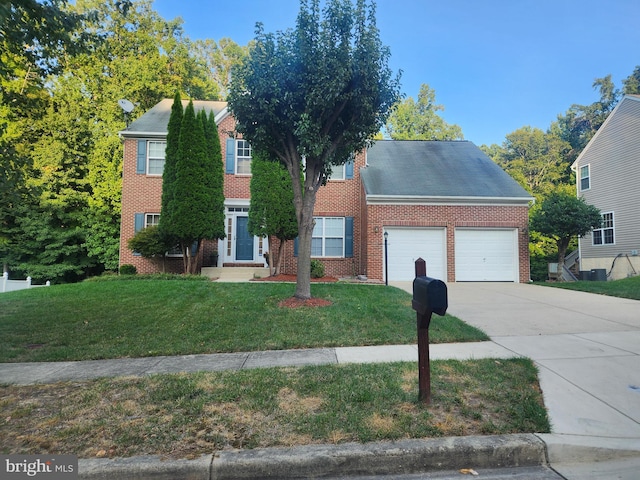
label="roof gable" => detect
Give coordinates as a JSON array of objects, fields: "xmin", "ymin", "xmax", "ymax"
[
  {"xmin": 572, "ymin": 95, "xmax": 640, "ymax": 169},
  {"xmin": 120, "ymin": 99, "xmax": 228, "ymax": 137},
  {"xmin": 361, "ymin": 140, "xmax": 532, "ymax": 201}
]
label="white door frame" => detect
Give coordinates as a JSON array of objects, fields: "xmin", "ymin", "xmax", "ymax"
[{"xmin": 221, "ymin": 202, "xmax": 268, "ymax": 266}]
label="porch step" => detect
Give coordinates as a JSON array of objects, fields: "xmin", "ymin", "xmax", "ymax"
[{"xmin": 202, "ymin": 267, "xmax": 270, "ymax": 282}]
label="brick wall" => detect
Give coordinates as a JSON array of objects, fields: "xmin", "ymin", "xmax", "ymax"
[
  {"xmin": 364, "ymin": 203, "xmax": 531, "ymax": 283},
  {"xmin": 278, "ymin": 151, "xmax": 366, "ymax": 278}
]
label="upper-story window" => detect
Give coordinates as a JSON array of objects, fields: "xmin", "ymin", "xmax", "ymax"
[
  {"xmin": 580, "ymin": 164, "xmax": 590, "ymax": 191},
  {"xmin": 330, "ymin": 163, "xmax": 345, "ymax": 180},
  {"xmin": 593, "ymin": 212, "xmax": 614, "ymax": 245},
  {"xmin": 236, "ymin": 139, "xmax": 252, "ymax": 175},
  {"xmin": 147, "ymin": 141, "xmax": 166, "ymax": 175},
  {"xmin": 328, "ymin": 156, "xmax": 354, "ymax": 181}
]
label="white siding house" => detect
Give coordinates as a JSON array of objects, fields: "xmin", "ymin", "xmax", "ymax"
[{"xmin": 572, "ymin": 95, "xmax": 640, "ymax": 280}]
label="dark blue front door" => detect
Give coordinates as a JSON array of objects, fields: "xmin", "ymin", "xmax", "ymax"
[{"xmin": 236, "ymin": 217, "xmax": 253, "ymax": 261}]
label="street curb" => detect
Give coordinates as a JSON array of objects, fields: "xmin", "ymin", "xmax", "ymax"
[{"xmin": 78, "ymin": 434, "xmax": 547, "ymax": 480}]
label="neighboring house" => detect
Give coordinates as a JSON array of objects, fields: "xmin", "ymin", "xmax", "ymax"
[
  {"xmin": 119, "ymin": 99, "xmax": 533, "ymax": 282},
  {"xmin": 571, "ymin": 94, "xmax": 640, "ymax": 280}
]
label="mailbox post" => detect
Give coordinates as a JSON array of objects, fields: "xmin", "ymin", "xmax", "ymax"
[{"xmin": 411, "ymin": 258, "xmax": 447, "ymax": 404}]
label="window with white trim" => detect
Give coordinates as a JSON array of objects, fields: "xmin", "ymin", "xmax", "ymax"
[
  {"xmin": 312, "ymin": 217, "xmax": 344, "ymax": 257},
  {"xmin": 593, "ymin": 212, "xmax": 614, "ymax": 245},
  {"xmin": 580, "ymin": 165, "xmax": 590, "ymax": 191},
  {"xmin": 145, "ymin": 213, "xmax": 160, "ymax": 228},
  {"xmin": 236, "ymin": 139, "xmax": 252, "ymax": 175},
  {"xmin": 147, "ymin": 141, "xmax": 166, "ymax": 175}
]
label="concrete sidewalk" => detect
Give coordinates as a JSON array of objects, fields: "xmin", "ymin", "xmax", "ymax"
[
  {"xmin": 0, "ymin": 342, "xmax": 518, "ymax": 385},
  {"xmin": 2, "ymin": 281, "xmax": 640, "ymax": 479}
]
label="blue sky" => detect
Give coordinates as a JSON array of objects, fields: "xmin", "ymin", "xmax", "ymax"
[{"xmin": 152, "ymin": 0, "xmax": 638, "ymax": 146}]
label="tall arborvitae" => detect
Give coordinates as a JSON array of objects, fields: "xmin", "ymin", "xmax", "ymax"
[
  {"xmin": 171, "ymin": 100, "xmax": 207, "ymax": 273},
  {"xmin": 159, "ymin": 92, "xmax": 183, "ymax": 240}
]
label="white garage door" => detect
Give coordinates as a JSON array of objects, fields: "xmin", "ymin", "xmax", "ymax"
[
  {"xmin": 455, "ymin": 229, "xmax": 518, "ymax": 282},
  {"xmin": 384, "ymin": 228, "xmax": 446, "ymax": 281}
]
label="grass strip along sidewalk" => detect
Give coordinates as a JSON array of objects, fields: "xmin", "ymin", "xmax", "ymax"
[
  {"xmin": 1, "ymin": 359, "xmax": 549, "ymax": 459},
  {"xmin": 0, "ymin": 277, "xmax": 549, "ymax": 459}
]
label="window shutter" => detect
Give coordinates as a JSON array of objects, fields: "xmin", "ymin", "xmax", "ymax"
[
  {"xmin": 225, "ymin": 138, "xmax": 235, "ymax": 174},
  {"xmin": 345, "ymin": 217, "xmax": 354, "ymax": 258},
  {"xmin": 345, "ymin": 159, "xmax": 354, "ymax": 179},
  {"xmin": 134, "ymin": 213, "xmax": 145, "ymax": 232},
  {"xmin": 133, "ymin": 213, "xmax": 145, "ymax": 256},
  {"xmin": 136, "ymin": 140, "xmax": 147, "ymax": 174},
  {"xmin": 293, "ymin": 237, "xmax": 299, "ymax": 257}
]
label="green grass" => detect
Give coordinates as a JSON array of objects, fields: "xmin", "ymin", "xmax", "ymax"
[
  {"xmin": 0, "ymin": 279, "xmax": 488, "ymax": 362},
  {"xmin": 540, "ymin": 274, "xmax": 640, "ymax": 300},
  {"xmin": 0, "ymin": 359, "xmax": 550, "ymax": 458}
]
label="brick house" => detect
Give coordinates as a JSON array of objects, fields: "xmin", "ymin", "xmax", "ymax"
[{"xmin": 119, "ymin": 99, "xmax": 533, "ymax": 282}]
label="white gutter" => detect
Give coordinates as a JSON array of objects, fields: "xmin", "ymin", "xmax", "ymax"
[
  {"xmin": 366, "ymin": 194, "xmax": 535, "ymax": 206},
  {"xmin": 118, "ymin": 131, "xmax": 168, "ymax": 138}
]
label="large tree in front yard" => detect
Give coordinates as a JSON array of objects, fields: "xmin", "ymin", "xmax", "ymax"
[
  {"xmin": 228, "ymin": 0, "xmax": 400, "ymax": 299},
  {"xmin": 530, "ymin": 191, "xmax": 602, "ymax": 271}
]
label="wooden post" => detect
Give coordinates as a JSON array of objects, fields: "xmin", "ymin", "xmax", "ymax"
[
  {"xmin": 417, "ymin": 310, "xmax": 432, "ymax": 404},
  {"xmin": 415, "ymin": 257, "xmax": 426, "ymax": 277},
  {"xmin": 414, "ymin": 257, "xmax": 431, "ymax": 404}
]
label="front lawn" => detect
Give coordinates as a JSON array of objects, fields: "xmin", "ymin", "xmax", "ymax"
[
  {"xmin": 0, "ymin": 278, "xmax": 488, "ymax": 363},
  {"xmin": 540, "ymin": 274, "xmax": 640, "ymax": 300},
  {"xmin": 0, "ymin": 359, "xmax": 549, "ymax": 458}
]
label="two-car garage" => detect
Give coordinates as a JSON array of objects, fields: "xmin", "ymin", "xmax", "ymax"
[{"xmin": 383, "ymin": 227, "xmax": 519, "ymax": 282}]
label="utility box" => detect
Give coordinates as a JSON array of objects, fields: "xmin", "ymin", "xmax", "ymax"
[
  {"xmin": 412, "ymin": 276, "xmax": 448, "ymax": 316},
  {"xmin": 590, "ymin": 268, "xmax": 607, "ymax": 281}
]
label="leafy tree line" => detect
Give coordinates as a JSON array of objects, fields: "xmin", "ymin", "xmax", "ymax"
[
  {"xmin": 0, "ymin": 0, "xmax": 246, "ymax": 282},
  {"xmin": 481, "ymin": 69, "xmax": 640, "ymax": 279}
]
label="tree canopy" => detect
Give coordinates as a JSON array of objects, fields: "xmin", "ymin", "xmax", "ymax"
[
  {"xmin": 530, "ymin": 192, "xmax": 602, "ymax": 269},
  {"xmin": 385, "ymin": 84, "xmax": 463, "ymax": 140},
  {"xmin": 1, "ymin": 0, "xmax": 244, "ymax": 281},
  {"xmin": 229, "ymin": 0, "xmax": 400, "ymax": 298}
]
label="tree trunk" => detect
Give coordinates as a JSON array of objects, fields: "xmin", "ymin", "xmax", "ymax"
[
  {"xmin": 295, "ymin": 179, "xmax": 320, "ymax": 299},
  {"xmin": 275, "ymin": 238, "xmax": 286, "ymax": 276},
  {"xmin": 556, "ymin": 238, "xmax": 570, "ymax": 281}
]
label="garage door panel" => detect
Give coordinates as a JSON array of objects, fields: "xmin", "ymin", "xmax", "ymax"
[
  {"xmin": 385, "ymin": 228, "xmax": 446, "ymax": 281},
  {"xmin": 455, "ymin": 229, "xmax": 517, "ymax": 282}
]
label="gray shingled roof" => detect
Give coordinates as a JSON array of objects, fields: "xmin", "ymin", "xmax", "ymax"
[
  {"xmin": 121, "ymin": 99, "xmax": 228, "ymax": 136},
  {"xmin": 361, "ymin": 140, "xmax": 532, "ymax": 200}
]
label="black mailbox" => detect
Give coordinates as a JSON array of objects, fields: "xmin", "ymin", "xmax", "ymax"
[{"xmin": 412, "ymin": 276, "xmax": 447, "ymax": 316}]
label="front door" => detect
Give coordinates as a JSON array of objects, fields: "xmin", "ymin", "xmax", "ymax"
[{"xmin": 235, "ymin": 216, "xmax": 254, "ymax": 261}]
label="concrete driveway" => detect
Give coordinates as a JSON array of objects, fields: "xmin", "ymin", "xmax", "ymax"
[{"xmin": 391, "ymin": 281, "xmax": 640, "ymax": 456}]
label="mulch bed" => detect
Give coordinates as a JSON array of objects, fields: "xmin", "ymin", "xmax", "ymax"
[
  {"xmin": 252, "ymin": 274, "xmax": 339, "ymax": 283},
  {"xmin": 253, "ymin": 274, "xmax": 337, "ymax": 308},
  {"xmin": 278, "ymin": 297, "xmax": 333, "ymax": 308}
]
